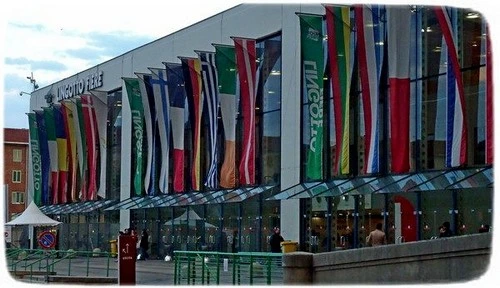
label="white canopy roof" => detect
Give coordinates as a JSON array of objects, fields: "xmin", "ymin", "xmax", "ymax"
[
  {"xmin": 164, "ymin": 209, "xmax": 216, "ymax": 228},
  {"xmin": 5, "ymin": 202, "xmax": 61, "ymax": 226}
]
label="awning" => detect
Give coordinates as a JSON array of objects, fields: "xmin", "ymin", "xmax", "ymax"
[
  {"xmin": 223, "ymin": 185, "xmax": 277, "ymax": 203},
  {"xmin": 40, "ymin": 199, "xmax": 119, "ymax": 214},
  {"xmin": 265, "ymin": 166, "xmax": 493, "ymax": 200}
]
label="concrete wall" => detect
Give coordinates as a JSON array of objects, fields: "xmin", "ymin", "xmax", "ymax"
[{"xmin": 283, "ymin": 233, "xmax": 492, "ymax": 284}]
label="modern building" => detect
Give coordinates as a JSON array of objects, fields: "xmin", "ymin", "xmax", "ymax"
[{"xmin": 27, "ymin": 4, "xmax": 492, "ymax": 256}]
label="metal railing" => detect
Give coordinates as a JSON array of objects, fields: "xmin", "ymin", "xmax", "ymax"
[
  {"xmin": 173, "ymin": 250, "xmax": 283, "ymax": 285},
  {"xmin": 6, "ymin": 248, "xmax": 115, "ymax": 282}
]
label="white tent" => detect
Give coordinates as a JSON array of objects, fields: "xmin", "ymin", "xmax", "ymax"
[
  {"xmin": 5, "ymin": 201, "xmax": 61, "ymax": 249},
  {"xmin": 164, "ymin": 209, "xmax": 217, "ymax": 228}
]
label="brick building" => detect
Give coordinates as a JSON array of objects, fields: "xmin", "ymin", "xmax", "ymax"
[{"xmin": 3, "ymin": 128, "xmax": 29, "ymax": 221}]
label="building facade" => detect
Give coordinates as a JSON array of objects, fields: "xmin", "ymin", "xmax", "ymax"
[
  {"xmin": 3, "ymin": 128, "xmax": 29, "ymax": 220},
  {"xmin": 28, "ymin": 4, "xmax": 492, "ymax": 256}
]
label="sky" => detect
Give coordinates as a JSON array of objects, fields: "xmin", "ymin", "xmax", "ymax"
[
  {"xmin": 1, "ymin": 0, "xmax": 246, "ymax": 129},
  {"xmin": 1, "ymin": 0, "xmax": 498, "ymax": 129}
]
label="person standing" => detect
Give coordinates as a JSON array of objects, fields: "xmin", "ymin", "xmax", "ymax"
[
  {"xmin": 139, "ymin": 229, "xmax": 149, "ymax": 260},
  {"xmin": 439, "ymin": 221, "xmax": 453, "ymax": 237},
  {"xmin": 269, "ymin": 227, "xmax": 284, "ymax": 253},
  {"xmin": 366, "ymin": 223, "xmax": 386, "ymax": 247}
]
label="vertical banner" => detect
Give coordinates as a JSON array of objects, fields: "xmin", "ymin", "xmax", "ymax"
[
  {"xmin": 233, "ymin": 37, "xmax": 257, "ymax": 185},
  {"xmin": 298, "ymin": 14, "xmax": 324, "ymax": 181},
  {"xmin": 355, "ymin": 5, "xmax": 382, "ymax": 174},
  {"xmin": 434, "ymin": 7, "xmax": 467, "ymax": 167},
  {"xmin": 388, "ymin": 6, "xmax": 411, "ymax": 173},
  {"xmin": 197, "ymin": 51, "xmax": 220, "ymax": 190},
  {"xmin": 148, "ymin": 68, "xmax": 171, "ymax": 194},
  {"xmin": 214, "ymin": 44, "xmax": 237, "ymax": 189},
  {"xmin": 81, "ymin": 95, "xmax": 99, "ymax": 200},
  {"xmin": 61, "ymin": 101, "xmax": 78, "ymax": 202},
  {"xmin": 88, "ymin": 91, "xmax": 108, "ymax": 199},
  {"xmin": 54, "ymin": 104, "xmax": 69, "ymax": 203},
  {"xmin": 123, "ymin": 78, "xmax": 145, "ymax": 197},
  {"xmin": 180, "ymin": 57, "xmax": 204, "ymax": 191},
  {"xmin": 43, "ymin": 106, "xmax": 59, "ymax": 204},
  {"xmin": 165, "ymin": 62, "xmax": 187, "ymax": 193},
  {"xmin": 325, "ymin": 5, "xmax": 351, "ymax": 176},
  {"xmin": 136, "ymin": 73, "xmax": 157, "ymax": 196},
  {"xmin": 74, "ymin": 98, "xmax": 88, "ymax": 201},
  {"xmin": 35, "ymin": 110, "xmax": 51, "ymax": 205},
  {"xmin": 28, "ymin": 113, "xmax": 42, "ymax": 206}
]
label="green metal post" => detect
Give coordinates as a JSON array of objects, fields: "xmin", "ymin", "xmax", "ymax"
[
  {"xmin": 187, "ymin": 254, "xmax": 192, "ymax": 285},
  {"xmin": 266, "ymin": 256, "xmax": 271, "ymax": 285},
  {"xmin": 202, "ymin": 256, "xmax": 205, "ymax": 285},
  {"xmin": 216, "ymin": 254, "xmax": 220, "ymax": 285},
  {"xmin": 232, "ymin": 254, "xmax": 236, "ymax": 285},
  {"xmin": 173, "ymin": 254, "xmax": 178, "ymax": 285},
  {"xmin": 250, "ymin": 254, "xmax": 254, "ymax": 285}
]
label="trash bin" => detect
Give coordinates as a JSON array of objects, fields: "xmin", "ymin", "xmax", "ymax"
[
  {"xmin": 280, "ymin": 241, "xmax": 298, "ymax": 253},
  {"xmin": 109, "ymin": 240, "xmax": 117, "ymax": 257}
]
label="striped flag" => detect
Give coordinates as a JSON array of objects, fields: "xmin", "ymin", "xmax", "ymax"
[
  {"xmin": 164, "ymin": 62, "xmax": 187, "ymax": 193},
  {"xmin": 434, "ymin": 7, "xmax": 467, "ymax": 167},
  {"xmin": 180, "ymin": 57, "xmax": 204, "ymax": 191},
  {"xmin": 148, "ymin": 67, "xmax": 171, "ymax": 194},
  {"xmin": 61, "ymin": 101, "xmax": 78, "ymax": 202},
  {"xmin": 233, "ymin": 37, "xmax": 257, "ymax": 185},
  {"xmin": 485, "ymin": 24, "xmax": 493, "ymax": 164},
  {"xmin": 325, "ymin": 5, "xmax": 351, "ymax": 175},
  {"xmin": 54, "ymin": 104, "xmax": 69, "ymax": 203},
  {"xmin": 87, "ymin": 91, "xmax": 108, "ymax": 199},
  {"xmin": 123, "ymin": 78, "xmax": 146, "ymax": 197},
  {"xmin": 28, "ymin": 113, "xmax": 42, "ymax": 206},
  {"xmin": 214, "ymin": 44, "xmax": 237, "ymax": 188},
  {"xmin": 43, "ymin": 106, "xmax": 59, "ymax": 204},
  {"xmin": 355, "ymin": 5, "xmax": 383, "ymax": 174},
  {"xmin": 35, "ymin": 110, "xmax": 51, "ymax": 205},
  {"xmin": 136, "ymin": 72, "xmax": 158, "ymax": 196},
  {"xmin": 388, "ymin": 6, "xmax": 411, "ymax": 173},
  {"xmin": 298, "ymin": 14, "xmax": 324, "ymax": 181},
  {"xmin": 81, "ymin": 95, "xmax": 99, "ymax": 200},
  {"xmin": 74, "ymin": 98, "xmax": 88, "ymax": 201},
  {"xmin": 197, "ymin": 50, "xmax": 220, "ymax": 190}
]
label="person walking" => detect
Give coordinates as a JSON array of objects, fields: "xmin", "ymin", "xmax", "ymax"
[
  {"xmin": 366, "ymin": 223, "xmax": 386, "ymax": 247},
  {"xmin": 269, "ymin": 227, "xmax": 284, "ymax": 253},
  {"xmin": 138, "ymin": 229, "xmax": 150, "ymax": 260}
]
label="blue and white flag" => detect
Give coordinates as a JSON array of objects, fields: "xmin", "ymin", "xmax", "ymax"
[
  {"xmin": 148, "ymin": 67, "xmax": 171, "ymax": 194},
  {"xmin": 196, "ymin": 51, "xmax": 220, "ymax": 190}
]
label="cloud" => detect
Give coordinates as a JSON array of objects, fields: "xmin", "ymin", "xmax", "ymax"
[
  {"xmin": 5, "ymin": 57, "xmax": 66, "ymax": 71},
  {"xmin": 64, "ymin": 32, "xmax": 154, "ymax": 61}
]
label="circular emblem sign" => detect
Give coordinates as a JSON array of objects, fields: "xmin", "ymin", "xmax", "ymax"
[{"xmin": 38, "ymin": 231, "xmax": 56, "ymax": 249}]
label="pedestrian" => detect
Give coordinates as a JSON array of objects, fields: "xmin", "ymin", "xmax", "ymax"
[
  {"xmin": 439, "ymin": 221, "xmax": 453, "ymax": 238},
  {"xmin": 269, "ymin": 227, "xmax": 284, "ymax": 253},
  {"xmin": 138, "ymin": 229, "xmax": 149, "ymax": 260},
  {"xmin": 366, "ymin": 223, "xmax": 386, "ymax": 247}
]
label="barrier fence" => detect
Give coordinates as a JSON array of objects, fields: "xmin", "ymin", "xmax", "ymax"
[{"xmin": 173, "ymin": 251, "xmax": 283, "ymax": 285}]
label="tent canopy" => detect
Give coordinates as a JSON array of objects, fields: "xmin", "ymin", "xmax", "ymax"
[
  {"xmin": 164, "ymin": 209, "xmax": 216, "ymax": 228},
  {"xmin": 5, "ymin": 202, "xmax": 61, "ymax": 226}
]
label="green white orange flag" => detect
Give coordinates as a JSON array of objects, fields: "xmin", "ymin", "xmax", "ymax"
[
  {"xmin": 298, "ymin": 13, "xmax": 325, "ymax": 181},
  {"xmin": 214, "ymin": 44, "xmax": 237, "ymax": 188}
]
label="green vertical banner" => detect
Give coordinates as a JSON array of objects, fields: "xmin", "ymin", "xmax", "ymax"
[
  {"xmin": 299, "ymin": 13, "xmax": 324, "ymax": 180},
  {"xmin": 124, "ymin": 78, "xmax": 145, "ymax": 197},
  {"xmin": 28, "ymin": 113, "xmax": 42, "ymax": 206}
]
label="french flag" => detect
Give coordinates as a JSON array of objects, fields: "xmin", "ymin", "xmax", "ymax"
[
  {"xmin": 434, "ymin": 7, "xmax": 467, "ymax": 167},
  {"xmin": 388, "ymin": 7, "xmax": 411, "ymax": 173}
]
